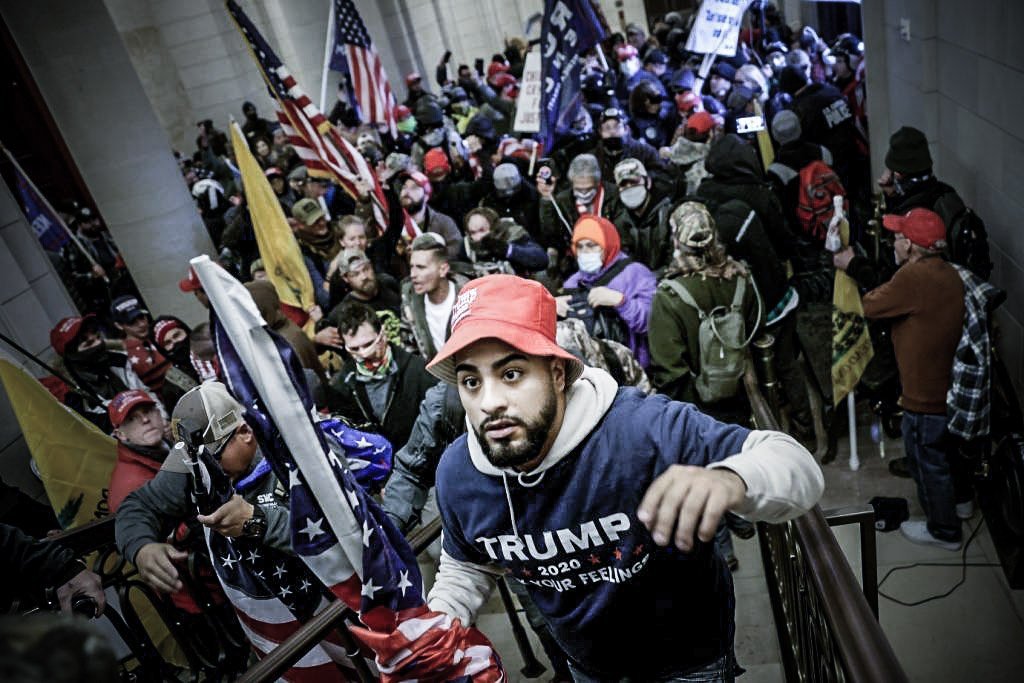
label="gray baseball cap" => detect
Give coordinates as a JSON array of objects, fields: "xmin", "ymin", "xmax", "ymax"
[
  {"xmin": 493, "ymin": 163, "xmax": 522, "ymax": 197},
  {"xmin": 336, "ymin": 248, "xmax": 371, "ymax": 276},
  {"xmin": 171, "ymin": 382, "xmax": 245, "ymax": 454}
]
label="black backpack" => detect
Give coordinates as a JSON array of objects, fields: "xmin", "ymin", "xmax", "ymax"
[
  {"xmin": 563, "ymin": 258, "xmax": 634, "ymax": 346},
  {"xmin": 933, "ymin": 191, "xmax": 993, "ymax": 280}
]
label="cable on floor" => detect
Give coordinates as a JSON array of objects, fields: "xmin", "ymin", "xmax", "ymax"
[{"xmin": 878, "ymin": 519, "xmax": 1001, "ymax": 607}]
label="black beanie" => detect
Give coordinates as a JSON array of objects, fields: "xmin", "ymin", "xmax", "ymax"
[
  {"xmin": 885, "ymin": 126, "xmax": 932, "ymax": 175},
  {"xmin": 778, "ymin": 65, "xmax": 808, "ymax": 95}
]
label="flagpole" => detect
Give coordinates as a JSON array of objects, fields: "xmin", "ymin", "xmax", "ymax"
[
  {"xmin": 319, "ymin": 0, "xmax": 337, "ymax": 112},
  {"xmin": 1, "ymin": 144, "xmax": 99, "ymax": 270}
]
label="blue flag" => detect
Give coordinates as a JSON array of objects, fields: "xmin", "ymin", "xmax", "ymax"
[
  {"xmin": 10, "ymin": 162, "xmax": 70, "ymax": 253},
  {"xmin": 539, "ymin": 0, "xmax": 606, "ymax": 149}
]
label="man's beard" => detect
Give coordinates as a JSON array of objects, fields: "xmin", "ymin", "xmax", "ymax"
[
  {"xmin": 355, "ymin": 280, "xmax": 378, "ymax": 298},
  {"xmin": 402, "ymin": 197, "xmax": 425, "ymax": 213},
  {"xmin": 475, "ymin": 388, "xmax": 557, "ymax": 469}
]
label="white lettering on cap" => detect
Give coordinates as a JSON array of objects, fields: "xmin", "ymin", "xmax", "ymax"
[{"xmin": 450, "ymin": 289, "xmax": 478, "ymax": 328}]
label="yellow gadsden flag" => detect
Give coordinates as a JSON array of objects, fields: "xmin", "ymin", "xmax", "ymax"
[
  {"xmin": 0, "ymin": 359, "xmax": 117, "ymax": 528},
  {"xmin": 228, "ymin": 119, "xmax": 315, "ymax": 317},
  {"xmin": 831, "ymin": 206, "xmax": 874, "ymax": 405}
]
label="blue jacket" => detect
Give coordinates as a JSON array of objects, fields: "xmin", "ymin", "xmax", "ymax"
[{"xmin": 435, "ymin": 383, "xmax": 750, "ymax": 678}]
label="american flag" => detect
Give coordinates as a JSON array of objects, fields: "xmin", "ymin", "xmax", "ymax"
[
  {"xmin": 225, "ymin": 0, "xmax": 389, "ymax": 233},
  {"xmin": 195, "ymin": 256, "xmax": 504, "ymax": 682},
  {"xmin": 329, "ymin": 0, "xmax": 398, "ymax": 138}
]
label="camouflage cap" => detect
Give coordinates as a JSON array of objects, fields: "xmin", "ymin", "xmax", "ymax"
[
  {"xmin": 291, "ymin": 198, "xmax": 325, "ymax": 226},
  {"xmin": 670, "ymin": 201, "xmax": 716, "ymax": 250}
]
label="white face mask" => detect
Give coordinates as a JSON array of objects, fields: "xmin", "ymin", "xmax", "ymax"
[
  {"xmin": 619, "ymin": 185, "xmax": 647, "ymax": 209},
  {"xmin": 574, "ymin": 188, "xmax": 597, "ymax": 205},
  {"xmin": 577, "ymin": 251, "xmax": 604, "ymax": 273}
]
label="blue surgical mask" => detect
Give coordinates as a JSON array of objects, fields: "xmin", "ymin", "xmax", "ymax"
[{"xmin": 577, "ymin": 251, "xmax": 604, "ymax": 273}]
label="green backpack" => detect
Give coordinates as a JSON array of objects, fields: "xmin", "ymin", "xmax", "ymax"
[{"xmin": 659, "ymin": 275, "xmax": 760, "ymax": 403}]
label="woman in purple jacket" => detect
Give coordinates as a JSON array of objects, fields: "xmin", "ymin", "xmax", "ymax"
[{"xmin": 556, "ymin": 214, "xmax": 657, "ymax": 367}]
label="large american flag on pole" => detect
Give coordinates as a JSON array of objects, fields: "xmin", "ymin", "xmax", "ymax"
[
  {"xmin": 329, "ymin": 0, "xmax": 399, "ymax": 138},
  {"xmin": 193, "ymin": 255, "xmax": 504, "ymax": 682},
  {"xmin": 225, "ymin": 0, "xmax": 389, "ymax": 233}
]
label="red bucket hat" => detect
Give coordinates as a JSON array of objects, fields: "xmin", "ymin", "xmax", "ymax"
[
  {"xmin": 882, "ymin": 208, "xmax": 947, "ymax": 250},
  {"xmin": 426, "ymin": 275, "xmax": 584, "ymax": 385}
]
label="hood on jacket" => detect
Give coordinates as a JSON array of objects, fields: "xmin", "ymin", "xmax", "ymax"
[
  {"xmin": 245, "ymin": 280, "xmax": 288, "ymax": 330},
  {"xmin": 705, "ymin": 133, "xmax": 764, "ymax": 184},
  {"xmin": 571, "ymin": 214, "xmax": 621, "ymax": 267}
]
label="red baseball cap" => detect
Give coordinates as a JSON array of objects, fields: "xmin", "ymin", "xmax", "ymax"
[
  {"xmin": 395, "ymin": 105, "xmax": 412, "ymax": 121},
  {"xmin": 108, "ymin": 389, "xmax": 157, "ymax": 428},
  {"xmin": 675, "ymin": 91, "xmax": 699, "ymax": 112},
  {"xmin": 178, "ymin": 266, "xmax": 203, "ymax": 293},
  {"xmin": 50, "ymin": 314, "xmax": 96, "ymax": 356},
  {"xmin": 882, "ymin": 208, "xmax": 947, "ymax": 250},
  {"xmin": 423, "ymin": 148, "xmax": 450, "ymax": 175},
  {"xmin": 426, "ymin": 275, "xmax": 584, "ymax": 385},
  {"xmin": 686, "ymin": 111, "xmax": 715, "ymax": 136}
]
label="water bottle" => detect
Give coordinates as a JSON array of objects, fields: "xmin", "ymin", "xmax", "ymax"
[{"xmin": 825, "ymin": 194, "xmax": 845, "ymax": 253}]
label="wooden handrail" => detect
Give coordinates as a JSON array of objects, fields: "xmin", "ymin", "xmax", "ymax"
[{"xmin": 793, "ymin": 507, "xmax": 906, "ymax": 682}]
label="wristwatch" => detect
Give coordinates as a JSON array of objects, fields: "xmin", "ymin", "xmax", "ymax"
[{"xmin": 242, "ymin": 503, "xmax": 268, "ymax": 539}]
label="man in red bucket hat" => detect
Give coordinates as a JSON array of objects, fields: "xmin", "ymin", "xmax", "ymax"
[{"xmin": 423, "ymin": 274, "xmax": 823, "ymax": 681}]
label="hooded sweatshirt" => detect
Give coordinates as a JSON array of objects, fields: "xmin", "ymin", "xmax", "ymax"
[
  {"xmin": 563, "ymin": 217, "xmax": 657, "ymax": 367},
  {"xmin": 245, "ymin": 281, "xmax": 325, "ymax": 383},
  {"xmin": 428, "ymin": 367, "xmax": 823, "ymax": 678},
  {"xmin": 698, "ymin": 134, "xmax": 795, "ymax": 260}
]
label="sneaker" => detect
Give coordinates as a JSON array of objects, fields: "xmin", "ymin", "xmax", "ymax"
[
  {"xmin": 956, "ymin": 501, "xmax": 975, "ymax": 520},
  {"xmin": 899, "ymin": 520, "xmax": 962, "ymax": 551}
]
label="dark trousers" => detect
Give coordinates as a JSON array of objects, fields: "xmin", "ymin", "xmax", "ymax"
[{"xmin": 902, "ymin": 411, "xmax": 962, "ymax": 542}]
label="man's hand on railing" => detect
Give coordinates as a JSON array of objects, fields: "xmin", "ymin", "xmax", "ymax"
[
  {"xmin": 637, "ymin": 465, "xmax": 747, "ymax": 551},
  {"xmin": 135, "ymin": 542, "xmax": 187, "ymax": 593}
]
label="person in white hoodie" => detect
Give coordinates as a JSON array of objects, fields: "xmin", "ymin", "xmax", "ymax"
[{"xmin": 423, "ymin": 274, "xmax": 824, "ymax": 682}]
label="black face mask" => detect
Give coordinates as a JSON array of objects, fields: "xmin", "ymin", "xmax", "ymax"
[
  {"xmin": 67, "ymin": 343, "xmax": 109, "ymax": 370},
  {"xmin": 165, "ymin": 340, "xmax": 191, "ymax": 366},
  {"xmin": 603, "ymin": 136, "xmax": 624, "ymax": 152},
  {"xmin": 404, "ymin": 198, "xmax": 425, "ymax": 214}
]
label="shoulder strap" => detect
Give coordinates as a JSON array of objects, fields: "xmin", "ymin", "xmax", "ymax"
[
  {"xmin": 730, "ymin": 274, "xmax": 746, "ymax": 310},
  {"xmin": 593, "ymin": 257, "xmax": 633, "ymax": 287},
  {"xmin": 767, "ymin": 162, "xmax": 798, "ymax": 186},
  {"xmin": 660, "ymin": 278, "xmax": 704, "ymax": 317}
]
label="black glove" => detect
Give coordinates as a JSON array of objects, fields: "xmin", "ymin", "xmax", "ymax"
[{"xmin": 477, "ymin": 234, "xmax": 509, "ymax": 260}]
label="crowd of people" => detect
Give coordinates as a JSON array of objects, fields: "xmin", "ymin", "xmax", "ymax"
[{"xmin": 4, "ymin": 4, "xmax": 1002, "ymax": 681}]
